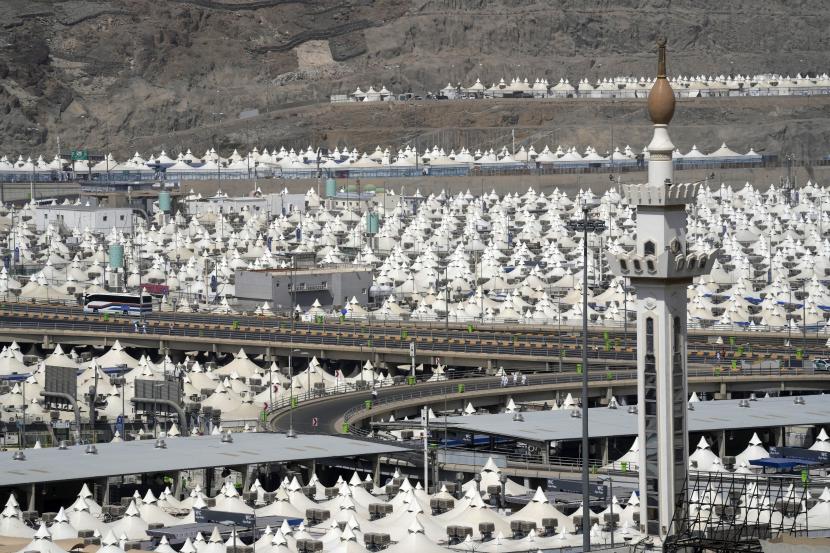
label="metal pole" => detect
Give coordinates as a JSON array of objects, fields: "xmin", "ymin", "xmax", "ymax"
[
  {"xmin": 20, "ymin": 380, "xmax": 26, "ymax": 450},
  {"xmin": 623, "ymin": 278, "xmax": 628, "ymax": 347},
  {"xmin": 288, "ymin": 350, "xmax": 294, "ymax": 437},
  {"xmin": 609, "ymin": 476, "xmax": 614, "ymax": 547},
  {"xmin": 423, "ymin": 406, "xmax": 429, "ymax": 491},
  {"xmin": 268, "ymin": 362, "xmax": 273, "ymax": 410},
  {"xmin": 581, "ymin": 205, "xmax": 591, "ymax": 552}
]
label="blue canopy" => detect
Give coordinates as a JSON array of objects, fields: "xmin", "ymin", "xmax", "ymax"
[{"xmin": 750, "ymin": 457, "xmax": 820, "ymax": 469}]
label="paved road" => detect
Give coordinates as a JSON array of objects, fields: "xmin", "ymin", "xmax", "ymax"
[
  {"xmin": 269, "ymin": 364, "xmax": 828, "ymax": 437},
  {"xmin": 269, "ymin": 374, "xmax": 514, "ymax": 434}
]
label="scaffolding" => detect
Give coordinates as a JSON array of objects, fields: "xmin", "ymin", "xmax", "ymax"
[{"xmin": 664, "ymin": 471, "xmax": 816, "ymax": 553}]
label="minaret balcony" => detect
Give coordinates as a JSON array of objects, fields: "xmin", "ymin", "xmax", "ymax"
[
  {"xmin": 607, "ymin": 249, "xmax": 717, "ymax": 280},
  {"xmin": 622, "ymin": 182, "xmax": 702, "ymax": 207}
]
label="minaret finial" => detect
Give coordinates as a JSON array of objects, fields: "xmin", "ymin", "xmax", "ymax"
[
  {"xmin": 657, "ymin": 37, "xmax": 667, "ymax": 78},
  {"xmin": 647, "ymin": 38, "xmax": 675, "ymax": 125}
]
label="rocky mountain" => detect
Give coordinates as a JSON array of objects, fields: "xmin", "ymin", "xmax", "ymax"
[{"xmin": 0, "ymin": 0, "xmax": 828, "ymax": 156}]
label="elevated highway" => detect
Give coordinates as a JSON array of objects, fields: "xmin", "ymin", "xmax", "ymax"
[
  {"xmin": 268, "ymin": 368, "xmax": 830, "ymax": 437},
  {"xmin": 0, "ymin": 303, "xmax": 821, "ymax": 371}
]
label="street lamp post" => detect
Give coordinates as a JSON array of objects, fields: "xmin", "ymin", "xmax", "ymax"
[
  {"xmin": 566, "ymin": 202, "xmax": 605, "ymax": 552},
  {"xmin": 288, "ymin": 345, "xmax": 295, "ymax": 438}
]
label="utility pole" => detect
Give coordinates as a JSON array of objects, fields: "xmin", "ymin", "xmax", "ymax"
[
  {"xmin": 422, "ymin": 406, "xmax": 429, "ymax": 492},
  {"xmin": 287, "ymin": 348, "xmax": 295, "ymax": 438},
  {"xmin": 566, "ymin": 202, "xmax": 605, "ymax": 552}
]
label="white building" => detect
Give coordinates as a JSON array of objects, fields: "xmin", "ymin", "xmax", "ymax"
[
  {"xmin": 184, "ymin": 193, "xmax": 306, "ymax": 216},
  {"xmin": 34, "ymin": 205, "xmax": 134, "ymax": 232}
]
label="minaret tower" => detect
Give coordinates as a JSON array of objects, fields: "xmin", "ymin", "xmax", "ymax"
[{"xmin": 607, "ymin": 39, "xmax": 716, "ymax": 538}]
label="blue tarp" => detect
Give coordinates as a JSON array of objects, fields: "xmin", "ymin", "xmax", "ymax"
[{"xmin": 750, "ymin": 457, "xmax": 820, "ymax": 469}]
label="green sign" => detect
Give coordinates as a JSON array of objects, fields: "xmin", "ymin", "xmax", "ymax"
[
  {"xmin": 342, "ymin": 422, "xmax": 350, "ymax": 433},
  {"xmin": 71, "ymin": 149, "xmax": 88, "ymax": 161},
  {"xmin": 729, "ymin": 336, "xmax": 736, "ymax": 346},
  {"xmin": 364, "ymin": 400, "xmax": 373, "ymax": 409},
  {"xmin": 802, "ymin": 469, "xmax": 809, "ymax": 483},
  {"xmin": 406, "ymin": 375, "xmax": 416, "ymax": 385},
  {"xmin": 457, "ymin": 383, "xmax": 465, "ymax": 393},
  {"xmin": 621, "ymin": 461, "xmax": 628, "ymax": 472},
  {"xmin": 576, "ymin": 363, "xmax": 583, "ymax": 374}
]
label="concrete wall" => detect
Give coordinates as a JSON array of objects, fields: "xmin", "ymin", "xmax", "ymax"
[
  {"xmin": 235, "ymin": 269, "xmax": 373, "ymax": 310},
  {"xmin": 234, "ymin": 270, "xmax": 273, "ymax": 302}
]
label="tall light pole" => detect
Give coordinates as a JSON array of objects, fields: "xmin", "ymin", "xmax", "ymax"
[
  {"xmin": 27, "ymin": 127, "xmax": 40, "ymax": 203},
  {"xmin": 567, "ymin": 201, "xmax": 605, "ymax": 552},
  {"xmin": 287, "ymin": 344, "xmax": 295, "ymax": 438}
]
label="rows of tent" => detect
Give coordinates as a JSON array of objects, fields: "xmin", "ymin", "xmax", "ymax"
[
  {"xmin": 334, "ymin": 72, "xmax": 830, "ymax": 102},
  {"xmin": 6, "ymin": 179, "xmax": 830, "ymax": 333},
  {"xmin": 0, "ymin": 461, "xmax": 650, "ymax": 552},
  {"xmin": 0, "ymin": 140, "xmax": 768, "ymax": 182},
  {"xmin": 5, "ymin": 449, "xmax": 830, "ymax": 553},
  {"xmin": 0, "ymin": 341, "xmax": 402, "ymax": 429}
]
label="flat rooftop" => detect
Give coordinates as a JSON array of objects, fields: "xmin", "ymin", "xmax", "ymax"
[
  {"xmin": 442, "ymin": 395, "xmax": 830, "ymax": 443},
  {"xmin": 242, "ymin": 265, "xmax": 373, "ymax": 275},
  {"xmin": 0, "ymin": 433, "xmax": 406, "ymax": 487}
]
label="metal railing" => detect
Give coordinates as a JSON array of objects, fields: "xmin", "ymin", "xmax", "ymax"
[
  {"xmin": 340, "ymin": 363, "xmax": 816, "ymax": 427},
  {"xmin": 2, "ymin": 302, "xmax": 828, "ymax": 342},
  {"xmin": 0, "ymin": 310, "xmax": 823, "ymax": 371}
]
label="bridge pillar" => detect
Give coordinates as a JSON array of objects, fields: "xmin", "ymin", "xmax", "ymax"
[
  {"xmin": 204, "ymin": 467, "xmax": 213, "ymax": 496},
  {"xmin": 718, "ymin": 430, "xmax": 726, "ymax": 458},
  {"xmin": 158, "ymin": 340, "xmax": 166, "ymax": 355},
  {"xmin": 100, "ymin": 477, "xmax": 111, "ymax": 506},
  {"xmin": 601, "ymin": 438, "xmax": 609, "ymax": 466},
  {"xmin": 540, "ymin": 441, "xmax": 550, "ymax": 465},
  {"xmin": 28, "ymin": 483, "xmax": 35, "ymax": 512},
  {"xmin": 242, "ymin": 464, "xmax": 253, "ymax": 492},
  {"xmin": 715, "ymin": 382, "xmax": 730, "ymax": 399},
  {"xmin": 373, "ymin": 456, "xmax": 381, "ymax": 485},
  {"xmin": 42, "ymin": 335, "xmax": 51, "ymax": 349},
  {"xmin": 308, "ymin": 459, "xmax": 317, "ymax": 483},
  {"xmin": 776, "ymin": 426, "xmax": 786, "ymax": 447}
]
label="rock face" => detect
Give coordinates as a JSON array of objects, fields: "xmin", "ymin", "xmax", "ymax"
[{"xmin": 0, "ymin": 0, "xmax": 828, "ymax": 155}]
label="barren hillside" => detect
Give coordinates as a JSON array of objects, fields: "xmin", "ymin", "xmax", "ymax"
[{"xmin": 0, "ymin": 0, "xmax": 828, "ymax": 156}]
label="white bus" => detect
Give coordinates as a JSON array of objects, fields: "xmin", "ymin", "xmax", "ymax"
[{"xmin": 83, "ymin": 293, "xmax": 152, "ymax": 316}]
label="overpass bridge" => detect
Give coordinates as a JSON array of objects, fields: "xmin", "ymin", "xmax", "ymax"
[
  {"xmin": 0, "ymin": 303, "xmax": 822, "ymax": 372},
  {"xmin": 265, "ymin": 367, "xmax": 830, "ymax": 480}
]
